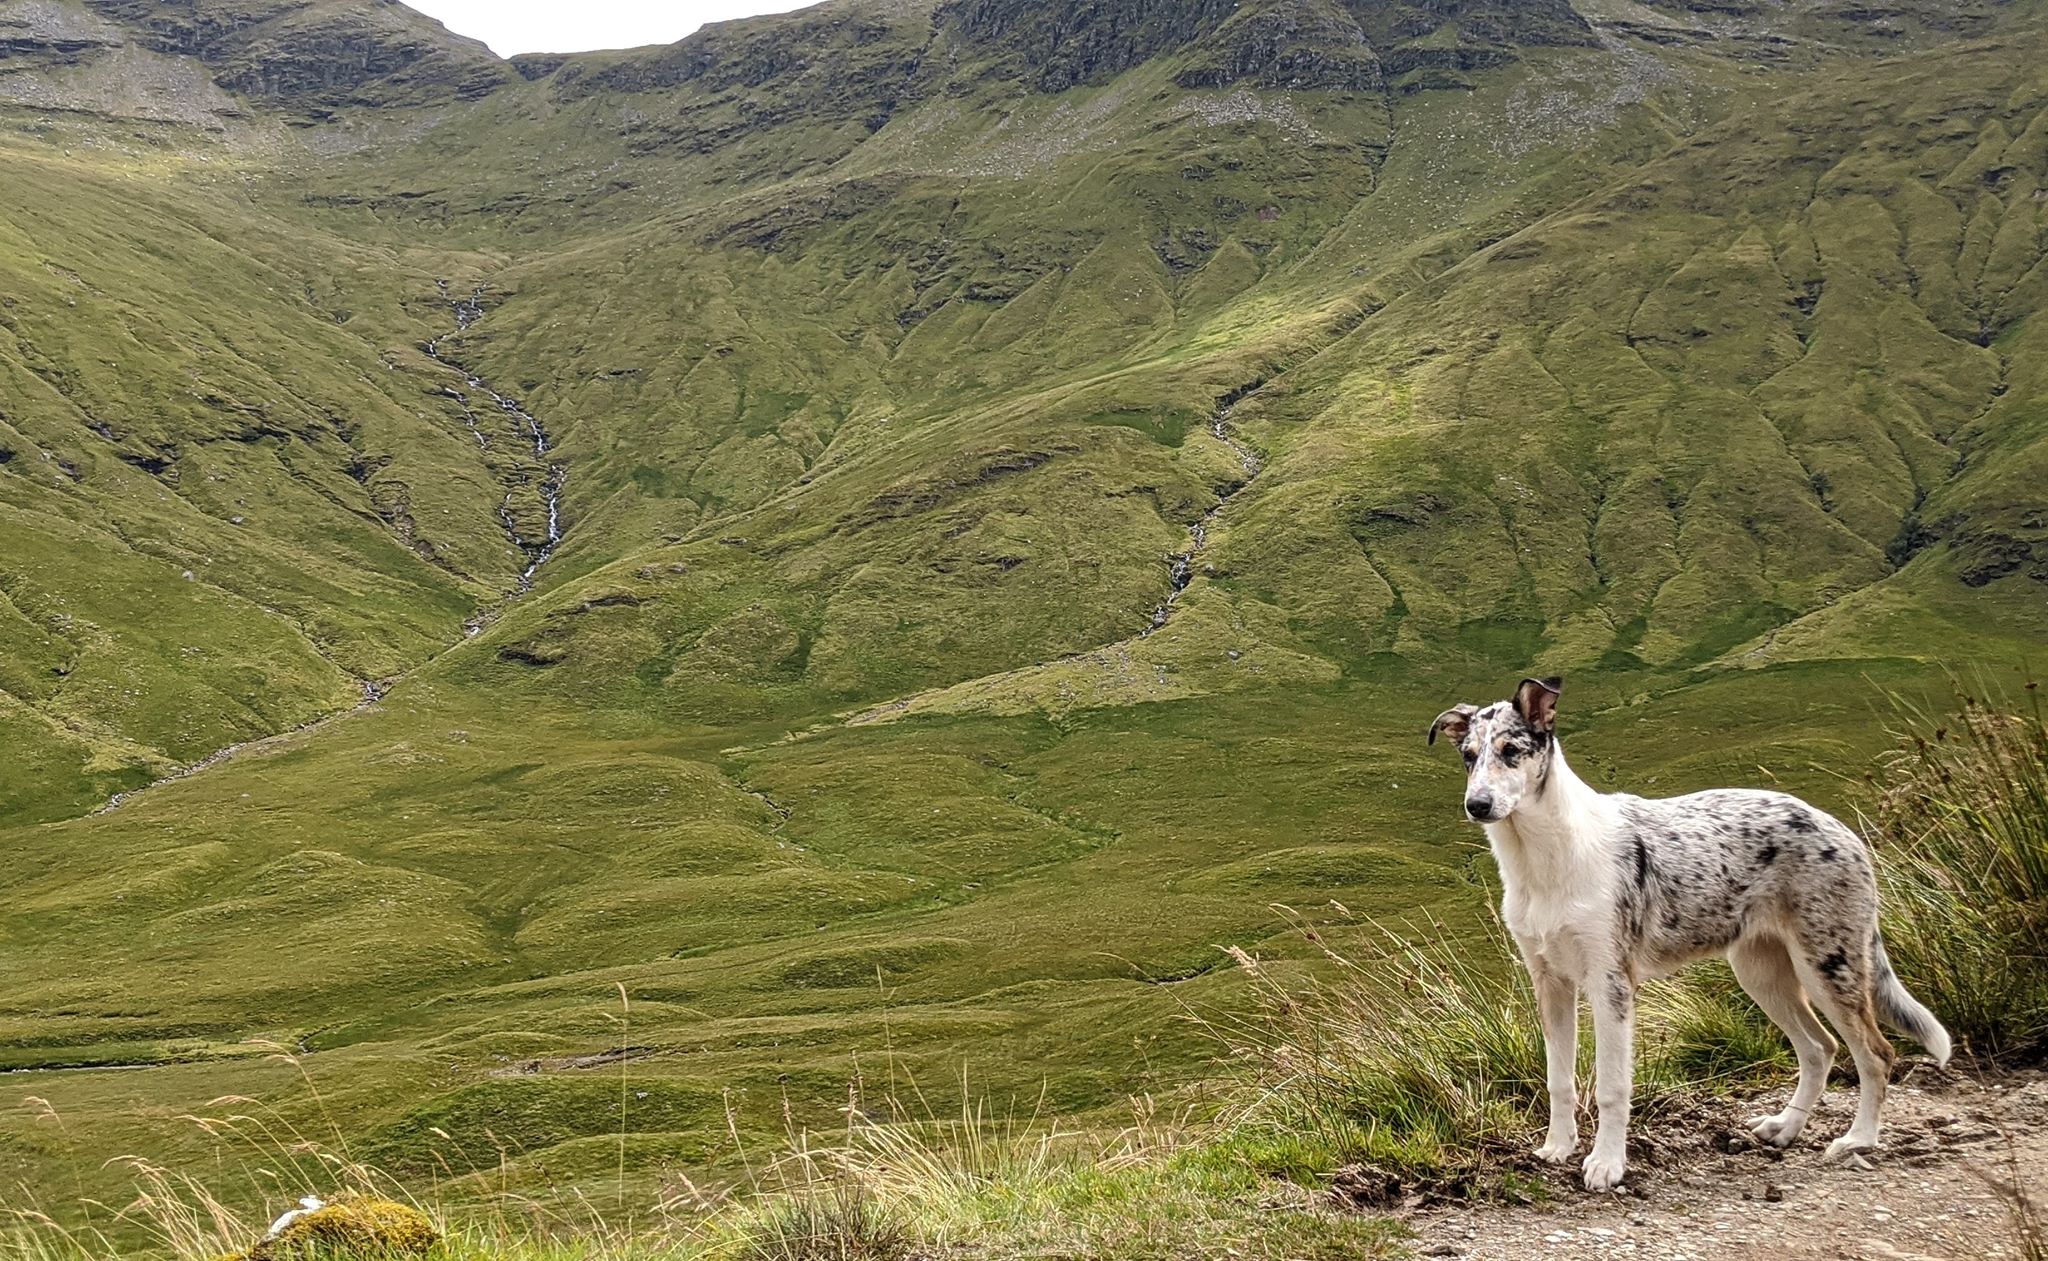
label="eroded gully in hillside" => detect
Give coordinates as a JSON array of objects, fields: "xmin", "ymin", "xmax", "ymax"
[
  {"xmin": 99, "ymin": 284, "xmax": 572, "ymax": 814},
  {"xmin": 1146, "ymin": 383, "xmax": 1266, "ymax": 634},
  {"xmin": 423, "ymin": 280, "xmax": 567, "ymax": 590}
]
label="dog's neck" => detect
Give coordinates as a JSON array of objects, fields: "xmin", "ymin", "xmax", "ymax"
[{"xmin": 1489, "ymin": 740, "xmax": 1608, "ymax": 859}]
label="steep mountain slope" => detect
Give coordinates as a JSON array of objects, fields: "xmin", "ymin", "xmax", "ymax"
[{"xmin": 1, "ymin": 0, "xmax": 2045, "ymax": 1216}]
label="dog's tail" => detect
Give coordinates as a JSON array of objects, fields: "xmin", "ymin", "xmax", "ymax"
[{"xmin": 1871, "ymin": 929, "xmax": 1952, "ymax": 1066}]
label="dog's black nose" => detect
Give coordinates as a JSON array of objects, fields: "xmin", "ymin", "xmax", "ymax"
[{"xmin": 1465, "ymin": 793, "xmax": 1494, "ymax": 821}]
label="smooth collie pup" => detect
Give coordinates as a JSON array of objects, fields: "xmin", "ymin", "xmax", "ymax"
[{"xmin": 1430, "ymin": 677, "xmax": 1950, "ymax": 1191}]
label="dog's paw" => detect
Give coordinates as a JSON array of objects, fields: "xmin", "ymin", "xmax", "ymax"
[
  {"xmin": 1822, "ymin": 1135, "xmax": 1877, "ymax": 1166},
  {"xmin": 1748, "ymin": 1111, "xmax": 1807, "ymax": 1147},
  {"xmin": 1533, "ymin": 1137, "xmax": 1577, "ymax": 1164},
  {"xmin": 1582, "ymin": 1150, "xmax": 1627, "ymax": 1192}
]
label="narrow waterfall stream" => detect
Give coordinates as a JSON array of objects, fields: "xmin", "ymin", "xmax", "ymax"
[
  {"xmin": 422, "ymin": 281, "xmax": 568, "ymax": 588},
  {"xmin": 99, "ymin": 288, "xmax": 572, "ymax": 813},
  {"xmin": 1147, "ymin": 393, "xmax": 1264, "ymax": 634}
]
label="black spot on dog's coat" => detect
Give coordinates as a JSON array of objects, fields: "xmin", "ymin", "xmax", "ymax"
[
  {"xmin": 1757, "ymin": 843, "xmax": 1779, "ymax": 866},
  {"xmin": 1605, "ymin": 975, "xmax": 1633, "ymax": 1016},
  {"xmin": 1818, "ymin": 949, "xmax": 1850, "ymax": 978}
]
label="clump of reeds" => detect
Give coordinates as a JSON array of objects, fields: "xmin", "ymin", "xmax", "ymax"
[{"xmin": 1867, "ymin": 684, "xmax": 2048, "ymax": 1061}]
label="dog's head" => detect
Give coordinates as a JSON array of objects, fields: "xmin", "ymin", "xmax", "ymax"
[{"xmin": 1428, "ymin": 677, "xmax": 1562, "ymax": 823}]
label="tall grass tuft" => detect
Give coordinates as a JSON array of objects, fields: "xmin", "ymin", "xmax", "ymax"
[
  {"xmin": 1211, "ymin": 923, "xmax": 1545, "ymax": 1180},
  {"xmin": 731, "ymin": 1180, "xmax": 909, "ymax": 1261},
  {"xmin": 1639, "ymin": 962, "xmax": 1793, "ymax": 1088},
  {"xmin": 687, "ymin": 1084, "xmax": 1402, "ymax": 1260},
  {"xmin": 1868, "ymin": 684, "xmax": 2048, "ymax": 1060}
]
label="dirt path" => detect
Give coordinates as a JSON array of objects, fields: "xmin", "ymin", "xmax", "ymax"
[{"xmin": 1409, "ymin": 1068, "xmax": 2046, "ymax": 1260}]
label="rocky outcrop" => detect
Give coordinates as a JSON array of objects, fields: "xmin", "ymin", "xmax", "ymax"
[
  {"xmin": 548, "ymin": 5, "xmax": 924, "ymax": 102},
  {"xmin": 1176, "ymin": 0, "xmax": 1384, "ymax": 91},
  {"xmin": 942, "ymin": 0, "xmax": 1241, "ymax": 92},
  {"xmin": 509, "ymin": 53, "xmax": 567, "ymax": 81},
  {"xmin": 536, "ymin": 2, "xmax": 929, "ymax": 167},
  {"xmin": 0, "ymin": 2, "xmax": 249, "ymax": 124},
  {"xmin": 1355, "ymin": 0, "xmax": 1595, "ymax": 50},
  {"xmin": 79, "ymin": 0, "xmax": 510, "ymax": 109},
  {"xmin": 1632, "ymin": 0, "xmax": 2005, "ymax": 46},
  {"xmin": 0, "ymin": 2, "xmax": 123, "ymax": 68},
  {"xmin": 941, "ymin": 0, "xmax": 1591, "ymax": 93}
]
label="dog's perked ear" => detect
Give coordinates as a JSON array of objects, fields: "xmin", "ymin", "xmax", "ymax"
[
  {"xmin": 1514, "ymin": 676, "xmax": 1563, "ymax": 734},
  {"xmin": 1428, "ymin": 703, "xmax": 1477, "ymax": 746}
]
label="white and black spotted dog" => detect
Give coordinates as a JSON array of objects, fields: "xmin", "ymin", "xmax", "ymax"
[{"xmin": 1430, "ymin": 677, "xmax": 1951, "ymax": 1191}]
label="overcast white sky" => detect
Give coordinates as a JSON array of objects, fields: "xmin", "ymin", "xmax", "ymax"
[{"xmin": 409, "ymin": 1, "xmax": 815, "ymax": 56}]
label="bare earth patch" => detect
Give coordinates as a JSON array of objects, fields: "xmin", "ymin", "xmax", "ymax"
[{"xmin": 1405, "ymin": 1068, "xmax": 2047, "ymax": 1260}]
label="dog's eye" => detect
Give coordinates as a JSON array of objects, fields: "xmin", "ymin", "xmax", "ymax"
[
  {"xmin": 1500, "ymin": 746, "xmax": 1522, "ymax": 767},
  {"xmin": 1461, "ymin": 748, "xmax": 1477, "ymax": 767}
]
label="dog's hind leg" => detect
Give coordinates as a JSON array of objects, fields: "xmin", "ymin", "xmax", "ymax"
[
  {"xmin": 1730, "ymin": 936, "xmax": 1836, "ymax": 1147},
  {"xmin": 1528, "ymin": 961, "xmax": 1580, "ymax": 1163},
  {"xmin": 1790, "ymin": 940, "xmax": 1897, "ymax": 1162}
]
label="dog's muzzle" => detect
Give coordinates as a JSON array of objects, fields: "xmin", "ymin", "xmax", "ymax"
[{"xmin": 1465, "ymin": 792, "xmax": 1496, "ymax": 822}]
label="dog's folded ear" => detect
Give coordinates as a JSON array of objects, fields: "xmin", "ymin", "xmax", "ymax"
[
  {"xmin": 1428, "ymin": 703, "xmax": 1477, "ymax": 746},
  {"xmin": 1515, "ymin": 676, "xmax": 1563, "ymax": 734}
]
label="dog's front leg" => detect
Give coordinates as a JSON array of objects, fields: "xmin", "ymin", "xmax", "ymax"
[
  {"xmin": 1583, "ymin": 971, "xmax": 1634, "ymax": 1191},
  {"xmin": 1530, "ymin": 965, "xmax": 1579, "ymax": 1163}
]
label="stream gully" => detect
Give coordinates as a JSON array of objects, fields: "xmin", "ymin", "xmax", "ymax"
[
  {"xmin": 98, "ymin": 289, "xmax": 569, "ymax": 814},
  {"xmin": 1148, "ymin": 398, "xmax": 1263, "ymax": 633},
  {"xmin": 423, "ymin": 281, "xmax": 567, "ymax": 588}
]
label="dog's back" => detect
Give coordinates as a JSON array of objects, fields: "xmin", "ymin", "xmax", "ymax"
[
  {"xmin": 1612, "ymin": 786, "xmax": 1947, "ymax": 1060},
  {"xmin": 1608, "ymin": 787, "xmax": 1877, "ymax": 974}
]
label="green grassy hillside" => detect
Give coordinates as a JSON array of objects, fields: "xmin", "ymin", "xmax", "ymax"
[{"xmin": 1, "ymin": 0, "xmax": 2045, "ymax": 1228}]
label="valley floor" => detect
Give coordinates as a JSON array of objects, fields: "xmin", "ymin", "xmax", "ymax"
[{"xmin": 1407, "ymin": 1069, "xmax": 2047, "ymax": 1261}]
